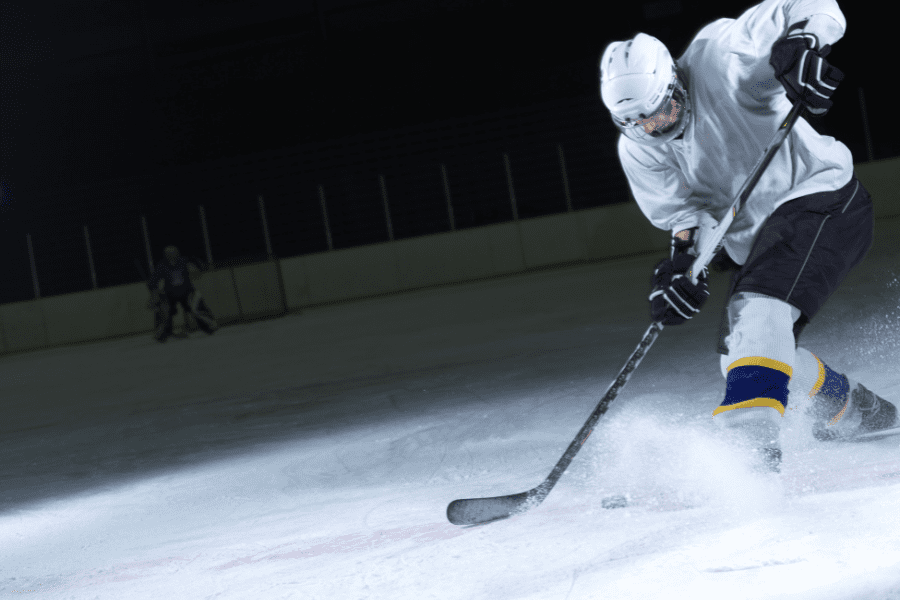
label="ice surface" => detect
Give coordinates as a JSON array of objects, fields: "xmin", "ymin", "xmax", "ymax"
[{"xmin": 2, "ymin": 228, "xmax": 900, "ymax": 599}]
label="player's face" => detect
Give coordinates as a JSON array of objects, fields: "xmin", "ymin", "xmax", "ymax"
[{"xmin": 637, "ymin": 99, "xmax": 681, "ymax": 134}]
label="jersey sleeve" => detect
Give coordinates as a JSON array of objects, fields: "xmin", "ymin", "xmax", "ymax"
[
  {"xmin": 734, "ymin": 0, "xmax": 846, "ymax": 54},
  {"xmin": 618, "ymin": 137, "xmax": 718, "ymax": 237}
]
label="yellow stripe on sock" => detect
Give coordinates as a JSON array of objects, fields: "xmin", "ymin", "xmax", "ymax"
[
  {"xmin": 810, "ymin": 354, "xmax": 826, "ymax": 397},
  {"xmin": 712, "ymin": 397, "xmax": 787, "ymax": 417},
  {"xmin": 828, "ymin": 400, "xmax": 849, "ymax": 426},
  {"xmin": 726, "ymin": 356, "xmax": 793, "ymax": 378}
]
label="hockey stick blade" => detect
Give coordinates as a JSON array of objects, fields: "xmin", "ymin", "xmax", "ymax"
[
  {"xmin": 447, "ymin": 490, "xmax": 533, "ymax": 527},
  {"xmin": 446, "ymin": 322, "xmax": 663, "ymax": 527}
]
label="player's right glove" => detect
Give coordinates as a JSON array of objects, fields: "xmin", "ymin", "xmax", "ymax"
[
  {"xmin": 769, "ymin": 23, "xmax": 844, "ymax": 116},
  {"xmin": 649, "ymin": 228, "xmax": 709, "ymax": 326}
]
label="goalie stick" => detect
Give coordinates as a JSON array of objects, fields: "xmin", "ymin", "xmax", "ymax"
[{"xmin": 446, "ymin": 99, "xmax": 805, "ymax": 527}]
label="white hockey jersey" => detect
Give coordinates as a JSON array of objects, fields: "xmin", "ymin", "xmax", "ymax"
[{"xmin": 617, "ymin": 0, "xmax": 853, "ymax": 266}]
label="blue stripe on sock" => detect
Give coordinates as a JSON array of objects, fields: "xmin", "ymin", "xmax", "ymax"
[
  {"xmin": 718, "ymin": 364, "xmax": 791, "ymax": 414},
  {"xmin": 819, "ymin": 361, "xmax": 849, "ymax": 401}
]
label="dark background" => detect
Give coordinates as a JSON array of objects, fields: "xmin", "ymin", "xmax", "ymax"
[{"xmin": 0, "ymin": 0, "xmax": 893, "ymax": 303}]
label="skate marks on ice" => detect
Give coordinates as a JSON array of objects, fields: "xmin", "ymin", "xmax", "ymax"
[{"xmin": 702, "ymin": 556, "xmax": 807, "ymax": 573}]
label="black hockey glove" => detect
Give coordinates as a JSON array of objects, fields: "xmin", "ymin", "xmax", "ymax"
[
  {"xmin": 649, "ymin": 229, "xmax": 709, "ymax": 326},
  {"xmin": 770, "ymin": 24, "xmax": 844, "ymax": 116}
]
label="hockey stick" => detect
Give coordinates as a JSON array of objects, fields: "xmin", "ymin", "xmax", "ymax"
[
  {"xmin": 687, "ymin": 99, "xmax": 805, "ymax": 283},
  {"xmin": 447, "ymin": 321, "xmax": 664, "ymax": 526},
  {"xmin": 446, "ymin": 99, "xmax": 805, "ymax": 527}
]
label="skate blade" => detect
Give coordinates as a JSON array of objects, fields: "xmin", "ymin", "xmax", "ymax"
[{"xmin": 849, "ymin": 425, "xmax": 900, "ymax": 442}]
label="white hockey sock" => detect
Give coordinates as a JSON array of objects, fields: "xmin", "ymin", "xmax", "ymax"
[
  {"xmin": 786, "ymin": 346, "xmax": 822, "ymax": 415},
  {"xmin": 714, "ymin": 293, "xmax": 797, "ymax": 449}
]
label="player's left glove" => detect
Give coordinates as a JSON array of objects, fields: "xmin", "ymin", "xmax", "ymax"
[
  {"xmin": 770, "ymin": 24, "xmax": 844, "ymax": 116},
  {"xmin": 649, "ymin": 228, "xmax": 709, "ymax": 326}
]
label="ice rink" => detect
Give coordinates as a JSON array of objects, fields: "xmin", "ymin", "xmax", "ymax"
[{"xmin": 2, "ymin": 218, "xmax": 900, "ymax": 599}]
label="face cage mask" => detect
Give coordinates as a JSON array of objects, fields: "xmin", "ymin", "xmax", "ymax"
[{"xmin": 611, "ymin": 74, "xmax": 688, "ymax": 146}]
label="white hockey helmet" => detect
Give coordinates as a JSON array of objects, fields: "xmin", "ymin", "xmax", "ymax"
[{"xmin": 599, "ymin": 33, "xmax": 690, "ymax": 146}]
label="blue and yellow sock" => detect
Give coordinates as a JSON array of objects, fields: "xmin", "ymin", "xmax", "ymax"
[
  {"xmin": 807, "ymin": 354, "xmax": 850, "ymax": 424},
  {"xmin": 713, "ymin": 357, "xmax": 793, "ymax": 417}
]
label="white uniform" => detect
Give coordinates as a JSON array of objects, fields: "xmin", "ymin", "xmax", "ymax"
[
  {"xmin": 604, "ymin": 0, "xmax": 898, "ymax": 470},
  {"xmin": 617, "ymin": 0, "xmax": 852, "ymax": 266}
]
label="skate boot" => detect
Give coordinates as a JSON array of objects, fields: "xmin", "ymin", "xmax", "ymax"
[
  {"xmin": 812, "ymin": 379, "xmax": 897, "ymax": 441},
  {"xmin": 855, "ymin": 383, "xmax": 898, "ymax": 433}
]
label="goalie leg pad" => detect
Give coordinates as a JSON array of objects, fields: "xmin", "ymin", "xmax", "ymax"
[
  {"xmin": 188, "ymin": 291, "xmax": 218, "ymax": 333},
  {"xmin": 154, "ymin": 296, "xmax": 173, "ymax": 342}
]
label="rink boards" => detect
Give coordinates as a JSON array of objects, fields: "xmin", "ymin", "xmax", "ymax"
[{"xmin": 0, "ymin": 156, "xmax": 897, "ymax": 356}]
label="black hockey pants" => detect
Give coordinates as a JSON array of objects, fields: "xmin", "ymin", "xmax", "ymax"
[{"xmin": 716, "ymin": 174, "xmax": 873, "ymax": 353}]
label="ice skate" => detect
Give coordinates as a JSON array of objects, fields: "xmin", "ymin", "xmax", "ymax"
[
  {"xmin": 856, "ymin": 384, "xmax": 898, "ymax": 433},
  {"xmin": 812, "ymin": 382, "xmax": 898, "ymax": 441}
]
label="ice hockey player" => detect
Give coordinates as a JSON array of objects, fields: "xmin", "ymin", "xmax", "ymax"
[
  {"xmin": 599, "ymin": 0, "xmax": 897, "ymax": 472},
  {"xmin": 148, "ymin": 245, "xmax": 218, "ymax": 342}
]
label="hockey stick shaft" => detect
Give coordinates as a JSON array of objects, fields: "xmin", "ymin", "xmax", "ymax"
[
  {"xmin": 447, "ymin": 100, "xmax": 805, "ymax": 527},
  {"xmin": 689, "ymin": 99, "xmax": 804, "ymax": 283},
  {"xmin": 447, "ymin": 322, "xmax": 663, "ymax": 526},
  {"xmin": 529, "ymin": 322, "xmax": 663, "ymax": 495}
]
